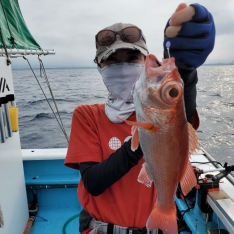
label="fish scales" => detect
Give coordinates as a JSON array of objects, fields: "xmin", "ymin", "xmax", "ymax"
[{"xmin": 137, "ymin": 107, "xmax": 189, "ymax": 206}]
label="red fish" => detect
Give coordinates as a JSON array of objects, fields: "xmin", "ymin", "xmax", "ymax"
[{"xmin": 127, "ymin": 54, "xmax": 198, "ymax": 233}]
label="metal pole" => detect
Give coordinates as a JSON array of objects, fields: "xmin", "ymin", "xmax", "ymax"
[
  {"xmin": 0, "ymin": 105, "xmax": 6, "ymax": 143},
  {"xmin": 1, "ymin": 103, "xmax": 8, "ymax": 138},
  {"xmin": 4, "ymin": 103, "xmax": 12, "ymax": 137},
  {"xmin": 0, "ymin": 48, "xmax": 56, "ymax": 56}
]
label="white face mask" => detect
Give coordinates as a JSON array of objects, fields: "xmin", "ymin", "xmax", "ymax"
[{"xmin": 98, "ymin": 62, "xmax": 144, "ymax": 123}]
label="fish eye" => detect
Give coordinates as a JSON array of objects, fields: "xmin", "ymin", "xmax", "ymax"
[
  {"xmin": 161, "ymin": 81, "xmax": 182, "ymax": 104},
  {"xmin": 169, "ymin": 88, "xmax": 179, "ymax": 98}
]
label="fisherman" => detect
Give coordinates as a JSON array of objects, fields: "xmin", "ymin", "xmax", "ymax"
[{"xmin": 65, "ymin": 3, "xmax": 215, "ymax": 234}]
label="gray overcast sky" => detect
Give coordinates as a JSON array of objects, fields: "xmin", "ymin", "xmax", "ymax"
[{"xmin": 12, "ymin": 0, "xmax": 234, "ymax": 68}]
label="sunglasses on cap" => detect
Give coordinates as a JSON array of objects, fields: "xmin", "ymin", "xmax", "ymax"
[{"xmin": 95, "ymin": 26, "xmax": 146, "ymax": 47}]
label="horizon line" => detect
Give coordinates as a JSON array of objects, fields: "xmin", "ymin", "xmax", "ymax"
[{"xmin": 12, "ymin": 63, "xmax": 234, "ymax": 70}]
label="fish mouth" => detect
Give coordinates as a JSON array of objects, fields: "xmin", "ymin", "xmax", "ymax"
[{"xmin": 147, "ymin": 74, "xmax": 167, "ymax": 87}]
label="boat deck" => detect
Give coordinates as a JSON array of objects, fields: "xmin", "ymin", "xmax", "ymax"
[
  {"xmin": 29, "ymin": 199, "xmax": 81, "ymax": 234},
  {"xmin": 22, "ymin": 149, "xmax": 81, "ymax": 234}
]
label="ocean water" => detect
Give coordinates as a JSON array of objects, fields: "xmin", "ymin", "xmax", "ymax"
[{"xmin": 13, "ymin": 65, "xmax": 234, "ymax": 166}]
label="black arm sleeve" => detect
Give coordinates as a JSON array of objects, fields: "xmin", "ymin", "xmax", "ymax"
[
  {"xmin": 176, "ymin": 61, "xmax": 198, "ymax": 120},
  {"xmin": 79, "ymin": 138, "xmax": 143, "ymax": 196}
]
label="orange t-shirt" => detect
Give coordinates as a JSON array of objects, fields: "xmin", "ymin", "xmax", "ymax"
[{"xmin": 65, "ymin": 104, "xmax": 156, "ymax": 231}]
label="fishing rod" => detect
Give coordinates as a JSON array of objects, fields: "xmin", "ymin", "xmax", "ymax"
[
  {"xmin": 194, "ymin": 163, "xmax": 234, "ymax": 183},
  {"xmin": 194, "ymin": 162, "xmax": 234, "ymax": 186}
]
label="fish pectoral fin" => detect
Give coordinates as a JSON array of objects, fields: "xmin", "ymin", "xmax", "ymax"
[
  {"xmin": 146, "ymin": 202, "xmax": 177, "ymax": 232},
  {"xmin": 137, "ymin": 163, "xmax": 153, "ymax": 187},
  {"xmin": 188, "ymin": 122, "xmax": 199, "ymax": 157},
  {"xmin": 125, "ymin": 119, "xmax": 158, "ymax": 134},
  {"xmin": 131, "ymin": 126, "xmax": 140, "ymax": 151},
  {"xmin": 180, "ymin": 159, "xmax": 197, "ymax": 196}
]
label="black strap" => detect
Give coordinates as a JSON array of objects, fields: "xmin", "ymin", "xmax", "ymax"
[
  {"xmin": 128, "ymin": 228, "xmax": 163, "ymax": 234},
  {"xmin": 107, "ymin": 223, "xmax": 114, "ymax": 234},
  {"xmin": 79, "ymin": 209, "xmax": 92, "ymax": 233},
  {"xmin": 128, "ymin": 228, "xmax": 147, "ymax": 234}
]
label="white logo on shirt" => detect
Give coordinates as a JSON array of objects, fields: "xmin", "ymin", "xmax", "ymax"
[
  {"xmin": 108, "ymin": 137, "xmax": 121, "ymax": 150},
  {"xmin": 108, "ymin": 136, "xmax": 132, "ymax": 150}
]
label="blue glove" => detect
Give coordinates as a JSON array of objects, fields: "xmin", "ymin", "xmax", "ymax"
[{"xmin": 163, "ymin": 3, "xmax": 215, "ymax": 68}]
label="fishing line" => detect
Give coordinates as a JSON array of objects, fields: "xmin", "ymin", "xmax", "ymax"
[
  {"xmin": 166, "ymin": 41, "xmax": 171, "ymax": 58},
  {"xmin": 38, "ymin": 55, "xmax": 69, "ymax": 142},
  {"xmin": 23, "ymin": 55, "xmax": 69, "ymax": 143}
]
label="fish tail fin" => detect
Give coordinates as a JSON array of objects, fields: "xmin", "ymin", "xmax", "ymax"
[
  {"xmin": 125, "ymin": 119, "xmax": 158, "ymax": 133},
  {"xmin": 180, "ymin": 159, "xmax": 197, "ymax": 196},
  {"xmin": 146, "ymin": 202, "xmax": 177, "ymax": 233}
]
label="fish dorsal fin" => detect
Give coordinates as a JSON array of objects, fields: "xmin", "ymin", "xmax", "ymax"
[{"xmin": 188, "ymin": 122, "xmax": 199, "ymax": 157}]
